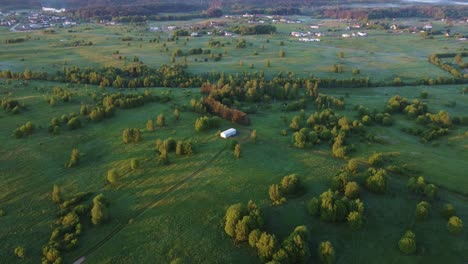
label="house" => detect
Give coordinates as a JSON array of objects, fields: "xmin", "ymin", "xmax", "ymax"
[
  {"xmin": 310, "ymin": 25, "xmax": 320, "ymax": 29},
  {"xmin": 190, "ymin": 32, "xmax": 199, "ymax": 37},
  {"xmin": 220, "ymin": 128, "xmax": 237, "ymax": 138},
  {"xmin": 390, "ymin": 24, "xmax": 398, "ymax": 30},
  {"xmin": 342, "ymin": 34, "xmax": 351, "ymax": 38},
  {"xmin": 357, "ymin": 32, "xmax": 367, "ymax": 37}
]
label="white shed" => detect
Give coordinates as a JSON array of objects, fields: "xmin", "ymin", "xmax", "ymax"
[{"xmin": 220, "ymin": 128, "xmax": 237, "ymax": 138}]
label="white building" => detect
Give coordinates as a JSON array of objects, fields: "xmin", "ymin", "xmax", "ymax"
[{"xmin": 220, "ymin": 128, "xmax": 237, "ymax": 138}]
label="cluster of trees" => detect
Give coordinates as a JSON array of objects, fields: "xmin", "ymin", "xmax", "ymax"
[
  {"xmin": 1, "ymin": 98, "xmax": 21, "ymax": 114},
  {"xmin": 321, "ymin": 6, "xmax": 468, "ymax": 20},
  {"xmin": 47, "ymin": 113, "xmax": 83, "ymax": 135},
  {"xmin": 386, "ymin": 95, "xmax": 461, "ymax": 141},
  {"xmin": 43, "ymin": 190, "xmax": 93, "ymax": 264},
  {"xmin": 308, "ymin": 189, "xmax": 365, "ymax": 227},
  {"xmin": 269, "ymin": 174, "xmax": 303, "ymax": 205},
  {"xmin": 288, "ymin": 109, "xmax": 365, "ymax": 160},
  {"xmin": 224, "ymin": 201, "xmax": 312, "ymax": 263},
  {"xmin": 194, "ymin": 116, "xmax": 221, "ymax": 132},
  {"xmin": 155, "ymin": 137, "xmax": 193, "ymax": 165},
  {"xmin": 428, "ymin": 53, "xmax": 468, "ymax": 79},
  {"xmin": 407, "ymin": 176, "xmax": 438, "ymax": 200},
  {"xmin": 355, "ymin": 104, "xmax": 394, "ymax": 127},
  {"xmin": 202, "ymin": 97, "xmax": 251, "ymax": 125},
  {"xmin": 4, "ymin": 38, "xmax": 27, "ymax": 44},
  {"xmin": 231, "ymin": 25, "xmax": 277, "ymax": 35},
  {"xmin": 13, "ymin": 121, "xmax": 34, "ymax": 139},
  {"xmin": 66, "ymin": 2, "xmax": 203, "ymax": 19},
  {"xmin": 122, "ymin": 128, "xmax": 142, "ymax": 144}
]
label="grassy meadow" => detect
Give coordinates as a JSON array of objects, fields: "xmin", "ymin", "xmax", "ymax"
[{"xmin": 0, "ymin": 14, "xmax": 467, "ymax": 264}]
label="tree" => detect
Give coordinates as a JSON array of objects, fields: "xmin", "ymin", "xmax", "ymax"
[
  {"xmin": 347, "ymin": 159, "xmax": 359, "ymax": 173},
  {"xmin": 234, "ymin": 144, "xmax": 241, "ymax": 159},
  {"xmin": 224, "ymin": 203, "xmax": 246, "ymax": 237},
  {"xmin": 107, "ymin": 169, "xmax": 119, "ymax": 184},
  {"xmin": 174, "ymin": 108, "xmax": 180, "ymax": 120},
  {"xmin": 256, "ymin": 232, "xmax": 278, "ymax": 261},
  {"xmin": 424, "ymin": 184, "xmax": 437, "ymax": 200},
  {"xmin": 441, "ymin": 203, "xmax": 456, "ymax": 219},
  {"xmin": 415, "ymin": 201, "xmax": 430, "ymax": 220},
  {"xmin": 66, "ymin": 148, "xmax": 80, "ymax": 168},
  {"xmin": 365, "ymin": 169, "xmax": 387, "ymax": 194},
  {"xmin": 318, "ymin": 241, "xmax": 335, "ymax": 264},
  {"xmin": 157, "ymin": 113, "xmax": 165, "ymax": 127},
  {"xmin": 447, "ymin": 216, "xmax": 463, "ymax": 235},
  {"xmin": 347, "ymin": 211, "xmax": 363, "ymax": 230},
  {"xmin": 279, "ymin": 49, "xmax": 285, "ymax": 58},
  {"xmin": 146, "ymin": 120, "xmax": 155, "ymax": 132},
  {"xmin": 398, "ymin": 230, "xmax": 416, "ymax": 255},
  {"xmin": 51, "ymin": 184, "xmax": 61, "ymax": 203},
  {"xmin": 130, "ymin": 159, "xmax": 139, "ymax": 170},
  {"xmin": 281, "ymin": 174, "xmax": 301, "ymax": 195},
  {"xmin": 14, "ymin": 246, "xmax": 26, "ymax": 258},
  {"xmin": 176, "ymin": 141, "xmax": 184, "ymax": 155},
  {"xmin": 91, "ymin": 194, "xmax": 108, "ymax": 225},
  {"xmin": 249, "ymin": 229, "xmax": 262, "ymax": 248},
  {"xmin": 307, "ymin": 197, "xmax": 320, "ymax": 216},
  {"xmin": 269, "ymin": 184, "xmax": 285, "ymax": 205},
  {"xmin": 235, "ymin": 216, "xmax": 254, "ymax": 242},
  {"xmin": 250, "ymin": 130, "xmax": 257, "ymax": 144},
  {"xmin": 344, "ymin": 181, "xmax": 360, "ymax": 199}
]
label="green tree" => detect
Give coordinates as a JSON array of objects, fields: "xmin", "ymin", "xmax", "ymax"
[
  {"xmin": 398, "ymin": 230, "xmax": 416, "ymax": 255},
  {"xmin": 318, "ymin": 241, "xmax": 335, "ymax": 264},
  {"xmin": 365, "ymin": 169, "xmax": 387, "ymax": 194},
  {"xmin": 416, "ymin": 201, "xmax": 431, "ymax": 221},
  {"xmin": 307, "ymin": 197, "xmax": 320, "ymax": 216},
  {"xmin": 424, "ymin": 184, "xmax": 437, "ymax": 200},
  {"xmin": 269, "ymin": 184, "xmax": 285, "ymax": 205},
  {"xmin": 157, "ymin": 113, "xmax": 165, "ymax": 127},
  {"xmin": 249, "ymin": 229, "xmax": 262, "ymax": 248},
  {"xmin": 441, "ymin": 203, "xmax": 456, "ymax": 219},
  {"xmin": 107, "ymin": 169, "xmax": 119, "ymax": 184},
  {"xmin": 66, "ymin": 148, "xmax": 80, "ymax": 168},
  {"xmin": 250, "ymin": 130, "xmax": 257, "ymax": 144},
  {"xmin": 256, "ymin": 232, "xmax": 278, "ymax": 261},
  {"xmin": 224, "ymin": 203, "xmax": 246, "ymax": 237},
  {"xmin": 235, "ymin": 216, "xmax": 254, "ymax": 242},
  {"xmin": 14, "ymin": 246, "xmax": 26, "ymax": 258},
  {"xmin": 51, "ymin": 184, "xmax": 61, "ymax": 203},
  {"xmin": 281, "ymin": 174, "xmax": 301, "ymax": 195},
  {"xmin": 174, "ymin": 108, "xmax": 180, "ymax": 121},
  {"xmin": 91, "ymin": 194, "xmax": 108, "ymax": 225},
  {"xmin": 146, "ymin": 119, "xmax": 155, "ymax": 132},
  {"xmin": 347, "ymin": 211, "xmax": 363, "ymax": 230},
  {"xmin": 344, "ymin": 181, "xmax": 360, "ymax": 199},
  {"xmin": 447, "ymin": 216, "xmax": 463, "ymax": 235},
  {"xmin": 234, "ymin": 144, "xmax": 241, "ymax": 159},
  {"xmin": 130, "ymin": 159, "xmax": 139, "ymax": 170},
  {"xmin": 279, "ymin": 49, "xmax": 285, "ymax": 58}
]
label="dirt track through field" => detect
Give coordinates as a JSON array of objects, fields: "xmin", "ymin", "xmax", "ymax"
[{"xmin": 72, "ymin": 146, "xmax": 227, "ymax": 264}]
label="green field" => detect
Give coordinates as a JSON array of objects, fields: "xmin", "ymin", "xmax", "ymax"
[{"xmin": 0, "ymin": 14, "xmax": 467, "ymax": 264}]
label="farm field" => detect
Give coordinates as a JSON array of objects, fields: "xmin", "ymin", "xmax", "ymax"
[{"xmin": 0, "ymin": 11, "xmax": 467, "ymax": 264}]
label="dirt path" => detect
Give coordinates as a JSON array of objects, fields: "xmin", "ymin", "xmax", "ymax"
[{"xmin": 72, "ymin": 146, "xmax": 227, "ymax": 263}]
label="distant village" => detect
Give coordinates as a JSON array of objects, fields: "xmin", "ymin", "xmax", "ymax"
[{"xmin": 0, "ymin": 8, "xmax": 77, "ymax": 32}]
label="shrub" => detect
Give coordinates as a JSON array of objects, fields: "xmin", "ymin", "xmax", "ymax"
[
  {"xmin": 307, "ymin": 197, "xmax": 320, "ymax": 216},
  {"xmin": 447, "ymin": 216, "xmax": 463, "ymax": 235},
  {"xmin": 424, "ymin": 184, "xmax": 437, "ymax": 200},
  {"xmin": 157, "ymin": 113, "xmax": 165, "ymax": 127},
  {"xmin": 146, "ymin": 120, "xmax": 155, "ymax": 132},
  {"xmin": 234, "ymin": 144, "xmax": 241, "ymax": 159}
]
